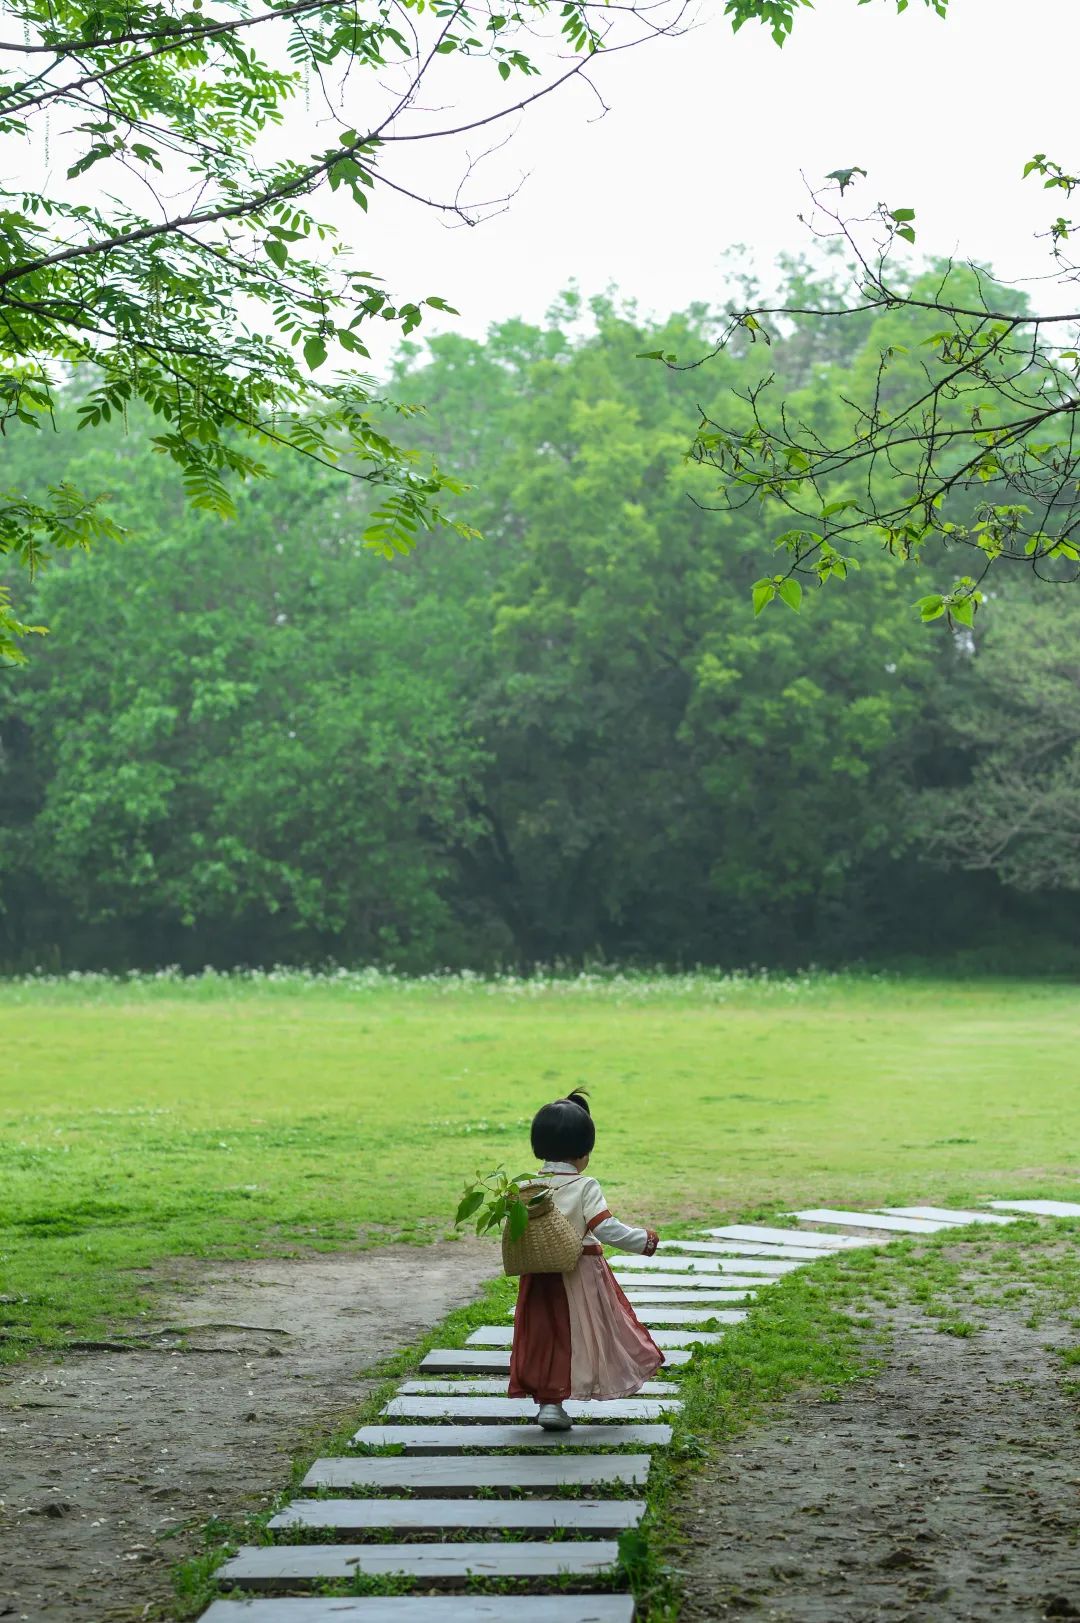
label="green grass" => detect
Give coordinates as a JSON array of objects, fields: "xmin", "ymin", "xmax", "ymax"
[{"xmin": 3, "ymin": 967, "xmax": 1080, "ymax": 1359}]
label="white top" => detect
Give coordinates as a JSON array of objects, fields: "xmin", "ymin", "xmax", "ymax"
[{"xmin": 536, "ymin": 1161, "xmax": 656, "ymax": 1254}]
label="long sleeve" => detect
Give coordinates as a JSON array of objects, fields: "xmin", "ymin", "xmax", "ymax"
[{"xmin": 580, "ymin": 1177, "xmax": 659, "ymax": 1256}]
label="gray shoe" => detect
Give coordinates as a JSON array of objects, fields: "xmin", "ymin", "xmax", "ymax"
[{"xmin": 537, "ymin": 1402, "xmax": 572, "ymax": 1431}]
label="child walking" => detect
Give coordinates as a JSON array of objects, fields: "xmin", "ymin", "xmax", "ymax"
[{"xmin": 508, "ymin": 1091, "xmax": 665, "ymax": 1430}]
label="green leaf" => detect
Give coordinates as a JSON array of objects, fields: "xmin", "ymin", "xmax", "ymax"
[
  {"xmin": 777, "ymin": 577, "xmax": 802, "ymax": 612},
  {"xmin": 915, "ymin": 594, "xmax": 946, "ymax": 622},
  {"xmin": 303, "ymin": 335, "xmax": 328, "ymax": 371},
  {"xmin": 508, "ymin": 1198, "xmax": 529, "ymax": 1241},
  {"xmin": 752, "ymin": 579, "xmax": 776, "ymax": 615},
  {"xmin": 896, "ymin": 225, "xmax": 916, "ymax": 245},
  {"xmin": 265, "ymin": 239, "xmax": 288, "ymax": 272},
  {"xmin": 455, "ymin": 1189, "xmax": 484, "ymax": 1225},
  {"xmin": 889, "ymin": 207, "xmax": 916, "ymax": 222},
  {"xmin": 825, "ymin": 166, "xmax": 867, "ymax": 196},
  {"xmin": 950, "ymin": 596, "xmax": 975, "ymax": 627}
]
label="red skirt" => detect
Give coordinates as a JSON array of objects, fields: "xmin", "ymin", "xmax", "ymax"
[{"xmin": 508, "ymin": 1250, "xmax": 665, "ymax": 1403}]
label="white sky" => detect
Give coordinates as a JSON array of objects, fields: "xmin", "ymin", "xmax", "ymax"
[
  {"xmin": 22, "ymin": 0, "xmax": 1079, "ymax": 371},
  {"xmin": 342, "ymin": 0, "xmax": 1080, "ymax": 362}
]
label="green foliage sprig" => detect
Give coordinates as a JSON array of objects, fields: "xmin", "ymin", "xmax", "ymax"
[{"xmin": 455, "ymin": 1166, "xmax": 548, "ymax": 1241}]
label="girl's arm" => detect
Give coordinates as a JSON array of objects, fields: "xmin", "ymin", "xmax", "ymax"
[{"xmin": 581, "ymin": 1179, "xmax": 659, "ymax": 1255}]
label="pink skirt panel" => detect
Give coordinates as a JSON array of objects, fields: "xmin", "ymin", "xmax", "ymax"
[{"xmin": 564, "ymin": 1253, "xmax": 665, "ymax": 1399}]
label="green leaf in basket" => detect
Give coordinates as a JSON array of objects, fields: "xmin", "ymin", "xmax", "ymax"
[
  {"xmin": 508, "ymin": 1198, "xmax": 530, "ymax": 1241},
  {"xmin": 455, "ymin": 1189, "xmax": 485, "ymax": 1225}
]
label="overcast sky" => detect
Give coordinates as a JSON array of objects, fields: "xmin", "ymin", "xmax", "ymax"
[{"xmin": 333, "ymin": 0, "xmax": 1079, "ymax": 362}]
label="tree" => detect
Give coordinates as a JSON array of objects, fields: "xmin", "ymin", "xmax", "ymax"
[
  {"xmin": 7, "ymin": 289, "xmax": 1006, "ymax": 972},
  {"xmin": 914, "ymin": 597, "xmax": 1080, "ymax": 893},
  {"xmin": 0, "ymin": 0, "xmax": 690, "ymax": 664}
]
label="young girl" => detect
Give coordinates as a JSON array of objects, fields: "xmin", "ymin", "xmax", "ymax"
[{"xmin": 508, "ymin": 1091, "xmax": 664, "ymax": 1430}]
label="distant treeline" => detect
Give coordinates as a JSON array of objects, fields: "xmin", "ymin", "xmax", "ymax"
[{"xmin": 2, "ymin": 276, "xmax": 1077, "ymax": 972}]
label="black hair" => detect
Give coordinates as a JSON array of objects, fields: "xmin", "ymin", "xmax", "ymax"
[{"xmin": 530, "ymin": 1090, "xmax": 595, "ymax": 1162}]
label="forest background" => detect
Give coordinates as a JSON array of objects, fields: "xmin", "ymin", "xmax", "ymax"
[{"xmin": 2, "ymin": 261, "xmax": 1077, "ymax": 976}]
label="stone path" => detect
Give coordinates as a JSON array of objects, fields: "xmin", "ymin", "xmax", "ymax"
[{"xmin": 194, "ymin": 1195, "xmax": 1080, "ymax": 1621}]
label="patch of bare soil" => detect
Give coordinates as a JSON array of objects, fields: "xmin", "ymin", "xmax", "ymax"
[
  {"xmin": 678, "ymin": 1306, "xmax": 1080, "ymax": 1622},
  {"xmin": 0, "ymin": 1240, "xmax": 495, "ymax": 1623}
]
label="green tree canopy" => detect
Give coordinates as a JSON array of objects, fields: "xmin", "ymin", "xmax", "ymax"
[{"xmin": 6, "ymin": 286, "xmax": 1072, "ymax": 973}]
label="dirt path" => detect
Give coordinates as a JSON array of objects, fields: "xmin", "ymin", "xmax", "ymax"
[
  {"xmin": 0, "ymin": 1240, "xmax": 495, "ymax": 1623},
  {"xmin": 678, "ymin": 1304, "xmax": 1080, "ymax": 1621}
]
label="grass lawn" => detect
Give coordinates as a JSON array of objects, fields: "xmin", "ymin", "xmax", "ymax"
[{"xmin": 2, "ymin": 968, "xmax": 1079, "ymax": 1361}]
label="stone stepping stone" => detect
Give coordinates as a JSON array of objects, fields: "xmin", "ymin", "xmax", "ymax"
[
  {"xmin": 988, "ymin": 1199, "xmax": 1080, "ymax": 1217},
  {"xmin": 661, "ymin": 1239, "xmax": 836, "ymax": 1260},
  {"xmin": 882, "ymin": 1205, "xmax": 1016, "ymax": 1226},
  {"xmin": 219, "ymin": 1540, "xmax": 620, "ymax": 1587},
  {"xmin": 703, "ymin": 1224, "xmax": 875, "ymax": 1250},
  {"xmin": 612, "ymin": 1255, "xmax": 799, "ymax": 1274},
  {"xmin": 666, "ymin": 1236, "xmax": 823, "ymax": 1258},
  {"xmin": 399, "ymin": 1380, "xmax": 676, "ymax": 1396},
  {"xmin": 624, "ymin": 1283, "xmax": 757, "ymax": 1299},
  {"xmin": 303, "ymin": 1454, "xmax": 652, "ymax": 1493},
  {"xmin": 792, "ymin": 1207, "xmax": 952, "ymax": 1234},
  {"xmin": 611, "ymin": 1273, "xmax": 774, "ymax": 1292},
  {"xmin": 270, "ymin": 1497, "xmax": 646, "ymax": 1536},
  {"xmin": 506, "ymin": 1307, "xmax": 747, "ymax": 1326},
  {"xmin": 467, "ymin": 1326, "xmax": 720, "ymax": 1349},
  {"xmin": 382, "ymin": 1397, "xmax": 680, "ymax": 1422},
  {"xmin": 351, "ymin": 1424, "xmax": 673, "ymax": 1452},
  {"xmin": 628, "ymin": 1307, "xmax": 745, "ymax": 1326},
  {"xmin": 622, "ymin": 1289, "xmax": 751, "ymax": 1305},
  {"xmin": 418, "ymin": 1348, "xmax": 691, "ymax": 1374},
  {"xmin": 201, "ymin": 1599, "xmax": 635, "ymax": 1623}
]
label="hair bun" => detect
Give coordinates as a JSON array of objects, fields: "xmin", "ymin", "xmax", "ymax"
[{"xmin": 564, "ymin": 1090, "xmax": 592, "ymax": 1116}]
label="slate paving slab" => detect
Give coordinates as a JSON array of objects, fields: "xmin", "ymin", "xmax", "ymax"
[
  {"xmin": 703, "ymin": 1224, "xmax": 875, "ymax": 1249},
  {"xmin": 418, "ymin": 1347, "xmax": 691, "ymax": 1374},
  {"xmin": 988, "ymin": 1198, "xmax": 1080, "ymax": 1217},
  {"xmin": 622, "ymin": 1307, "xmax": 745, "ymax": 1326},
  {"xmin": 381, "ymin": 1396, "xmax": 680, "ymax": 1422},
  {"xmin": 660, "ymin": 1239, "xmax": 836, "ymax": 1260},
  {"xmin": 621, "ymin": 1289, "xmax": 755, "ymax": 1305},
  {"xmin": 505, "ymin": 1306, "xmax": 747, "ymax": 1327},
  {"xmin": 611, "ymin": 1255, "xmax": 800, "ymax": 1275},
  {"xmin": 302, "ymin": 1454, "xmax": 652, "ymax": 1493},
  {"xmin": 882, "ymin": 1205, "xmax": 1016, "ymax": 1225},
  {"xmin": 623, "ymin": 1282, "xmax": 758, "ymax": 1298},
  {"xmin": 791, "ymin": 1207, "xmax": 953, "ymax": 1233},
  {"xmin": 467, "ymin": 1326, "xmax": 721, "ymax": 1348},
  {"xmin": 220, "ymin": 1539, "xmax": 621, "ymax": 1586},
  {"xmin": 608, "ymin": 1273, "xmax": 774, "ymax": 1291},
  {"xmin": 350, "ymin": 1423, "xmax": 673, "ymax": 1452},
  {"xmin": 398, "ymin": 1379, "xmax": 676, "ymax": 1396},
  {"xmin": 202, "ymin": 1599, "xmax": 636, "ymax": 1623},
  {"xmin": 269, "ymin": 1498, "xmax": 646, "ymax": 1535}
]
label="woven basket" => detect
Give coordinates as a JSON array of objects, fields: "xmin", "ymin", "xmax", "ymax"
[{"xmin": 501, "ymin": 1185, "xmax": 583, "ymax": 1277}]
